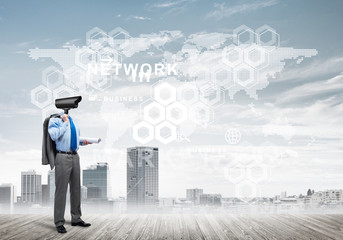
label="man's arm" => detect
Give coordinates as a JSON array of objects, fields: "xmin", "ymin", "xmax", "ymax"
[
  {"xmin": 78, "ymin": 125, "xmax": 92, "ymax": 146},
  {"xmin": 48, "ymin": 117, "xmax": 69, "ymax": 141}
]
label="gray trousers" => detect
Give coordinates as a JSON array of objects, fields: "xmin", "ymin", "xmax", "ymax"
[{"xmin": 54, "ymin": 153, "xmax": 82, "ymax": 227}]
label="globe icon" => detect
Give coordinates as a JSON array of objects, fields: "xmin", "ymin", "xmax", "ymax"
[{"xmin": 225, "ymin": 128, "xmax": 241, "ymax": 144}]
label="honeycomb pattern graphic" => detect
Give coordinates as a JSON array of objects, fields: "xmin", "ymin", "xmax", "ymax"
[
  {"xmin": 30, "ymin": 27, "xmax": 133, "ymax": 120},
  {"xmin": 223, "ymin": 141, "xmax": 276, "ymax": 202},
  {"xmin": 132, "ymin": 77, "xmax": 224, "ymax": 144}
]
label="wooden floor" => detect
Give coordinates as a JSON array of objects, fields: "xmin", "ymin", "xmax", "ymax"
[{"xmin": 0, "ymin": 214, "xmax": 343, "ymax": 240}]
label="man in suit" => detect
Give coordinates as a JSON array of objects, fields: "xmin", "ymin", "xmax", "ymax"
[{"xmin": 48, "ymin": 113, "xmax": 91, "ymax": 233}]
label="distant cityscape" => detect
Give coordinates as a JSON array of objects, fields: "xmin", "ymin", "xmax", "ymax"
[{"xmin": 0, "ymin": 146, "xmax": 343, "ymax": 214}]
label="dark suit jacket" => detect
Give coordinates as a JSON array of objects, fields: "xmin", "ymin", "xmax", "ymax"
[{"xmin": 42, "ymin": 114, "xmax": 60, "ymax": 170}]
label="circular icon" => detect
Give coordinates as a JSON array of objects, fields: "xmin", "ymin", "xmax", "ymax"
[{"xmin": 225, "ymin": 128, "xmax": 241, "ymax": 144}]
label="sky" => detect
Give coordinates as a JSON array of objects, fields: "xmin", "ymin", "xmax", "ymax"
[{"xmin": 0, "ymin": 0, "xmax": 342, "ymax": 199}]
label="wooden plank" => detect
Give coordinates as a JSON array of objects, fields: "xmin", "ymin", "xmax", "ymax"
[
  {"xmin": 290, "ymin": 214, "xmax": 343, "ymax": 239},
  {"xmin": 183, "ymin": 214, "xmax": 206, "ymax": 240},
  {"xmin": 94, "ymin": 215, "xmax": 129, "ymax": 240},
  {"xmin": 1, "ymin": 214, "xmax": 343, "ymax": 239},
  {"xmin": 206, "ymin": 214, "xmax": 239, "ymax": 240},
  {"xmin": 107, "ymin": 214, "xmax": 140, "ymax": 239},
  {"xmin": 270, "ymin": 214, "xmax": 336, "ymax": 240},
  {"xmin": 135, "ymin": 214, "xmax": 159, "ymax": 240},
  {"xmin": 216, "ymin": 214, "xmax": 261, "ymax": 240},
  {"xmin": 239, "ymin": 214, "xmax": 303, "ymax": 240},
  {"xmin": 0, "ymin": 214, "xmax": 43, "ymax": 240},
  {"xmin": 194, "ymin": 215, "xmax": 227, "ymax": 240},
  {"xmin": 237, "ymin": 215, "xmax": 278, "ymax": 240}
]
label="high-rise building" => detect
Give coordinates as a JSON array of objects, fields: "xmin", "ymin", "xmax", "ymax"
[
  {"xmin": 48, "ymin": 170, "xmax": 55, "ymax": 204},
  {"xmin": 281, "ymin": 191, "xmax": 287, "ymax": 199},
  {"xmin": 21, "ymin": 170, "xmax": 42, "ymax": 204},
  {"xmin": 127, "ymin": 147, "xmax": 159, "ymax": 206},
  {"xmin": 199, "ymin": 194, "xmax": 222, "ymax": 206},
  {"xmin": 83, "ymin": 163, "xmax": 110, "ymax": 199},
  {"xmin": 186, "ymin": 188, "xmax": 203, "ymax": 205},
  {"xmin": 0, "ymin": 183, "xmax": 15, "ymax": 212},
  {"xmin": 81, "ymin": 186, "xmax": 87, "ymax": 200},
  {"xmin": 42, "ymin": 184, "xmax": 49, "ymax": 206}
]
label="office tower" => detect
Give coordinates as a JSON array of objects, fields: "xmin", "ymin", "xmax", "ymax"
[
  {"xmin": 21, "ymin": 170, "xmax": 42, "ymax": 204},
  {"xmin": 199, "ymin": 194, "xmax": 222, "ymax": 206},
  {"xmin": 42, "ymin": 184, "xmax": 49, "ymax": 206},
  {"xmin": 186, "ymin": 188, "xmax": 203, "ymax": 205},
  {"xmin": 83, "ymin": 162, "xmax": 110, "ymax": 199},
  {"xmin": 127, "ymin": 147, "xmax": 159, "ymax": 206},
  {"xmin": 81, "ymin": 186, "xmax": 87, "ymax": 200},
  {"xmin": 48, "ymin": 170, "xmax": 55, "ymax": 204},
  {"xmin": 0, "ymin": 183, "xmax": 15, "ymax": 212},
  {"xmin": 281, "ymin": 191, "xmax": 287, "ymax": 199}
]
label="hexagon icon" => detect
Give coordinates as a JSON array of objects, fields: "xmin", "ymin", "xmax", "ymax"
[
  {"xmin": 86, "ymin": 27, "xmax": 112, "ymax": 50},
  {"xmin": 132, "ymin": 121, "xmax": 154, "ymax": 144},
  {"xmin": 75, "ymin": 47, "xmax": 97, "ymax": 70},
  {"xmin": 31, "ymin": 85, "xmax": 53, "ymax": 109},
  {"xmin": 246, "ymin": 162, "xmax": 269, "ymax": 183},
  {"xmin": 189, "ymin": 102, "xmax": 214, "ymax": 127},
  {"xmin": 166, "ymin": 102, "xmax": 188, "ymax": 125},
  {"xmin": 153, "ymin": 81, "xmax": 177, "ymax": 106},
  {"xmin": 256, "ymin": 25, "xmax": 280, "ymax": 49},
  {"xmin": 108, "ymin": 27, "xmax": 133, "ymax": 52},
  {"xmin": 64, "ymin": 66, "xmax": 88, "ymax": 93},
  {"xmin": 235, "ymin": 179, "xmax": 259, "ymax": 201},
  {"xmin": 155, "ymin": 121, "xmax": 177, "ymax": 144},
  {"xmin": 233, "ymin": 25, "xmax": 257, "ymax": 46},
  {"xmin": 177, "ymin": 82, "xmax": 199, "ymax": 105},
  {"xmin": 244, "ymin": 44, "xmax": 268, "ymax": 69},
  {"xmin": 42, "ymin": 66, "xmax": 64, "ymax": 90},
  {"xmin": 53, "ymin": 85, "xmax": 76, "ymax": 100},
  {"xmin": 143, "ymin": 101, "xmax": 166, "ymax": 125},
  {"xmin": 233, "ymin": 64, "xmax": 258, "ymax": 88},
  {"xmin": 222, "ymin": 45, "xmax": 244, "ymax": 68},
  {"xmin": 213, "ymin": 67, "xmax": 234, "ymax": 89},
  {"xmin": 224, "ymin": 161, "xmax": 246, "ymax": 184},
  {"xmin": 199, "ymin": 84, "xmax": 224, "ymax": 107}
]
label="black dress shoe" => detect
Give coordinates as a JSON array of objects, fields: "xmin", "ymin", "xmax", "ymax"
[
  {"xmin": 56, "ymin": 225, "xmax": 67, "ymax": 233},
  {"xmin": 71, "ymin": 220, "xmax": 91, "ymax": 227}
]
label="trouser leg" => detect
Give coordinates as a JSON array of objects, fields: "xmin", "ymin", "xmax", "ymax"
[
  {"xmin": 54, "ymin": 154, "xmax": 72, "ymax": 227},
  {"xmin": 70, "ymin": 153, "xmax": 82, "ymax": 223}
]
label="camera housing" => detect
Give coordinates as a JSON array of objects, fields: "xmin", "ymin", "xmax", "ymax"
[{"xmin": 55, "ymin": 96, "xmax": 82, "ymax": 114}]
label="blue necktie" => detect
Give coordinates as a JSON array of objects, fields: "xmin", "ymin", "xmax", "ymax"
[{"xmin": 69, "ymin": 116, "xmax": 77, "ymax": 151}]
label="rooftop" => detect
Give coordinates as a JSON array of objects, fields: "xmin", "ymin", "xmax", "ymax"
[{"xmin": 0, "ymin": 214, "xmax": 342, "ymax": 239}]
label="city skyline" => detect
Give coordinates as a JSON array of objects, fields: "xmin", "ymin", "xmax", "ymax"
[{"xmin": 0, "ymin": 154, "xmax": 341, "ymax": 205}]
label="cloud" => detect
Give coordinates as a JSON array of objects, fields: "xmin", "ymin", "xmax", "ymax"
[
  {"xmin": 150, "ymin": 0, "xmax": 197, "ymax": 15},
  {"xmin": 276, "ymin": 74, "xmax": 343, "ymax": 105},
  {"xmin": 275, "ymin": 56, "xmax": 343, "ymax": 83},
  {"xmin": 131, "ymin": 15, "xmax": 151, "ymax": 21},
  {"xmin": 13, "ymin": 50, "xmax": 27, "ymax": 55},
  {"xmin": 0, "ymin": 135, "xmax": 11, "ymax": 144},
  {"xmin": 152, "ymin": 0, "xmax": 194, "ymax": 8},
  {"xmin": 206, "ymin": 0, "xmax": 279, "ymax": 20},
  {"xmin": 16, "ymin": 41, "xmax": 35, "ymax": 47}
]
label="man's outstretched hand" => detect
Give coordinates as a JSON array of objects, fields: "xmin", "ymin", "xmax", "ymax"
[{"xmin": 83, "ymin": 139, "xmax": 93, "ymax": 146}]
